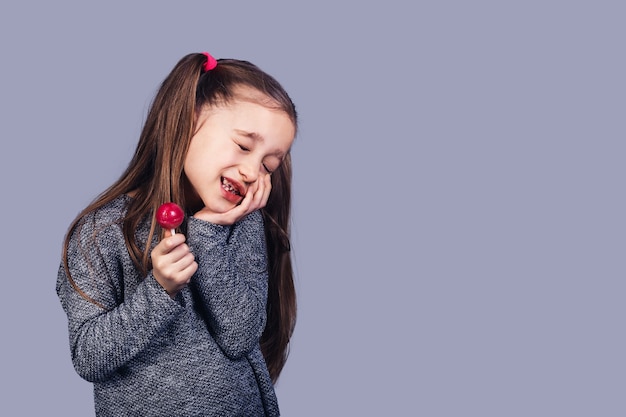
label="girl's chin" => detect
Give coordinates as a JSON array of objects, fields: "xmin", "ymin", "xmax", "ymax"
[{"xmin": 201, "ymin": 200, "xmax": 239, "ymax": 215}]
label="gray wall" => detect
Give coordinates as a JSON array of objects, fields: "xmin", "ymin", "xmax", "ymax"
[{"xmin": 1, "ymin": 1, "xmax": 624, "ymax": 415}]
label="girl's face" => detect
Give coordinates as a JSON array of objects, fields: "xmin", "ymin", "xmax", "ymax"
[{"xmin": 183, "ymin": 95, "xmax": 295, "ymax": 215}]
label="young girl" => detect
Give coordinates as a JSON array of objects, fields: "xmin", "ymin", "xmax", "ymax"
[{"xmin": 56, "ymin": 52, "xmax": 297, "ymax": 417}]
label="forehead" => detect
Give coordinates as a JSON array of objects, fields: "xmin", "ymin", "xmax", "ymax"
[
  {"xmin": 198, "ymin": 95, "xmax": 295, "ymax": 152},
  {"xmin": 232, "ymin": 102, "xmax": 295, "ymax": 150}
]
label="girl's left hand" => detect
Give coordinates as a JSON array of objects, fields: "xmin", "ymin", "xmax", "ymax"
[{"xmin": 194, "ymin": 173, "xmax": 271, "ymax": 225}]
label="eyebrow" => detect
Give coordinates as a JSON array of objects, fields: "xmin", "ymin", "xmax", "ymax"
[
  {"xmin": 235, "ymin": 129, "xmax": 264, "ymax": 142},
  {"xmin": 234, "ymin": 129, "xmax": 287, "ymax": 158}
]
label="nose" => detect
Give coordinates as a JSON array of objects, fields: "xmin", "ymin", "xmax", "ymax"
[{"xmin": 239, "ymin": 158, "xmax": 259, "ymax": 184}]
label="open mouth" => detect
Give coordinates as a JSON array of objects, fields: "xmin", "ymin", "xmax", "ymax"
[{"xmin": 221, "ymin": 177, "xmax": 243, "ymax": 197}]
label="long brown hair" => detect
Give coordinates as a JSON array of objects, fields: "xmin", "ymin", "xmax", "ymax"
[{"xmin": 62, "ymin": 53, "xmax": 297, "ymax": 382}]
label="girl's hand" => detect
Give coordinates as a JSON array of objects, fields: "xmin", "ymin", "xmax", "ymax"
[
  {"xmin": 151, "ymin": 231, "xmax": 198, "ymax": 298},
  {"xmin": 195, "ymin": 173, "xmax": 271, "ymax": 225}
]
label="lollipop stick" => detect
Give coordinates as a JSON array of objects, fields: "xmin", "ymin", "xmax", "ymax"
[{"xmin": 170, "ymin": 228, "xmax": 176, "ymax": 236}]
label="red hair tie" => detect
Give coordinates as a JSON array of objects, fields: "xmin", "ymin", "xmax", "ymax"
[{"xmin": 202, "ymin": 52, "xmax": 217, "ymax": 71}]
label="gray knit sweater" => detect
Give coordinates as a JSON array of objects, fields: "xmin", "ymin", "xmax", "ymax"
[{"xmin": 56, "ymin": 195, "xmax": 279, "ymax": 416}]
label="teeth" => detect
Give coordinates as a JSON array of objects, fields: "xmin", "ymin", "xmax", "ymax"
[{"xmin": 222, "ymin": 178, "xmax": 241, "ymax": 196}]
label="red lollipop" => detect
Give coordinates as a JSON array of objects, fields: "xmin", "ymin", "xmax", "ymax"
[{"xmin": 156, "ymin": 202, "xmax": 184, "ymax": 235}]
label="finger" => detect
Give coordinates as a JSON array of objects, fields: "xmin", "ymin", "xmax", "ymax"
[
  {"xmin": 181, "ymin": 260, "xmax": 198, "ymax": 281},
  {"xmin": 253, "ymin": 177, "xmax": 265, "ymax": 207},
  {"xmin": 152, "ymin": 243, "xmax": 187, "ymax": 270},
  {"xmin": 250, "ymin": 174, "xmax": 271, "ymax": 211},
  {"xmin": 166, "ymin": 243, "xmax": 193, "ymax": 265},
  {"xmin": 259, "ymin": 174, "xmax": 272, "ymax": 208},
  {"xmin": 153, "ymin": 250, "xmax": 194, "ymax": 283},
  {"xmin": 153, "ymin": 234, "xmax": 186, "ymax": 259},
  {"xmin": 236, "ymin": 187, "xmax": 255, "ymax": 213},
  {"xmin": 170, "ymin": 255, "xmax": 197, "ymax": 283}
]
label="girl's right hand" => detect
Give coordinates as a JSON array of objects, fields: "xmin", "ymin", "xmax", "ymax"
[{"xmin": 151, "ymin": 231, "xmax": 198, "ymax": 298}]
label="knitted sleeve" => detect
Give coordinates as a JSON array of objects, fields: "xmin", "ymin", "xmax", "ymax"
[
  {"xmin": 186, "ymin": 210, "xmax": 269, "ymax": 359},
  {"xmin": 56, "ymin": 211, "xmax": 185, "ymax": 383}
]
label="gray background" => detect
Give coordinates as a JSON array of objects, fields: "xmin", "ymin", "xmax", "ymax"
[{"xmin": 1, "ymin": 1, "xmax": 624, "ymax": 416}]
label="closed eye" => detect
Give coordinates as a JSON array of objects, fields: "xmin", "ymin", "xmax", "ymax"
[
  {"xmin": 263, "ymin": 163, "xmax": 273, "ymax": 174},
  {"xmin": 238, "ymin": 144, "xmax": 250, "ymax": 152}
]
